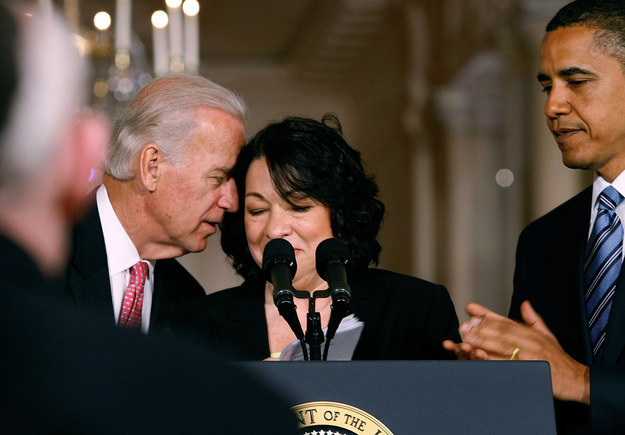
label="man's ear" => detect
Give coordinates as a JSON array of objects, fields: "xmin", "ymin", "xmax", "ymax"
[{"xmin": 139, "ymin": 142, "xmax": 162, "ymax": 192}]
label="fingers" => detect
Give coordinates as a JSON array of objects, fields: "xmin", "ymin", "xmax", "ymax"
[
  {"xmin": 441, "ymin": 340, "xmax": 471, "ymax": 360},
  {"xmin": 472, "ymin": 348, "xmax": 491, "ymax": 360},
  {"xmin": 460, "ymin": 310, "xmax": 524, "ymax": 359},
  {"xmin": 465, "ymin": 302, "xmax": 492, "ymax": 317},
  {"xmin": 441, "ymin": 340, "xmax": 488, "ymax": 360},
  {"xmin": 520, "ymin": 300, "xmax": 539, "ymax": 326},
  {"xmin": 441, "ymin": 340, "xmax": 456, "ymax": 352},
  {"xmin": 520, "ymin": 300, "xmax": 557, "ymax": 340},
  {"xmin": 458, "ymin": 315, "xmax": 482, "ymax": 336},
  {"xmin": 455, "ymin": 302, "xmax": 548, "ymax": 361}
]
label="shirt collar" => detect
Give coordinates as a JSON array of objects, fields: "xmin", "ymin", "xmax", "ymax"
[
  {"xmin": 592, "ymin": 171, "xmax": 625, "ymax": 209},
  {"xmin": 96, "ymin": 184, "xmax": 142, "ymax": 276}
]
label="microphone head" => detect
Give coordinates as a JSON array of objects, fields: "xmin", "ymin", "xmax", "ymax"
[
  {"xmin": 262, "ymin": 238, "xmax": 297, "ymax": 283},
  {"xmin": 315, "ymin": 238, "xmax": 350, "ymax": 280}
]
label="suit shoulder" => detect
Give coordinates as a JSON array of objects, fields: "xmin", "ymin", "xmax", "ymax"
[
  {"xmin": 156, "ymin": 258, "xmax": 204, "ymax": 296},
  {"xmin": 354, "ymin": 268, "xmax": 450, "ymax": 297},
  {"xmin": 521, "ymin": 186, "xmax": 591, "ymax": 237},
  {"xmin": 204, "ymin": 284, "xmax": 246, "ymax": 304},
  {"xmin": 182, "ymin": 283, "xmax": 250, "ymax": 320},
  {"xmin": 352, "ymin": 269, "xmax": 457, "ymax": 325}
]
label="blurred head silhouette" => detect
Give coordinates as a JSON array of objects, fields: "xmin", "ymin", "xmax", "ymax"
[{"xmin": 0, "ymin": 1, "xmax": 109, "ymax": 277}]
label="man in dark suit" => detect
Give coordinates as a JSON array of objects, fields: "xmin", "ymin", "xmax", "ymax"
[
  {"xmin": 65, "ymin": 69, "xmax": 246, "ymax": 334},
  {"xmin": 0, "ymin": 3, "xmax": 297, "ymax": 432},
  {"xmin": 444, "ymin": 0, "xmax": 625, "ymax": 432}
]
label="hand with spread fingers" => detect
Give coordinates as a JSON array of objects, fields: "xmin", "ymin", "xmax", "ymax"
[{"xmin": 443, "ymin": 300, "xmax": 590, "ymax": 404}]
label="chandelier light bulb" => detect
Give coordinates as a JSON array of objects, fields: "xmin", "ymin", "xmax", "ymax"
[
  {"xmin": 93, "ymin": 11, "xmax": 111, "ymax": 31},
  {"xmin": 151, "ymin": 10, "xmax": 169, "ymax": 29},
  {"xmin": 182, "ymin": 0, "xmax": 200, "ymax": 17},
  {"xmin": 165, "ymin": 0, "xmax": 182, "ymax": 8}
]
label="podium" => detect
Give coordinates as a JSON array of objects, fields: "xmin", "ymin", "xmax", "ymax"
[{"xmin": 240, "ymin": 360, "xmax": 556, "ymax": 434}]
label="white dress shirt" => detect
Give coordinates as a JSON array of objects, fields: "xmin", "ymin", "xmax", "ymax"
[
  {"xmin": 589, "ymin": 171, "xmax": 625, "ymax": 260},
  {"xmin": 96, "ymin": 185, "xmax": 155, "ymax": 333}
]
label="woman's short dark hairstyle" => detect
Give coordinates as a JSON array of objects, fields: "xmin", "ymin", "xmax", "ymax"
[{"xmin": 220, "ymin": 113, "xmax": 385, "ymax": 283}]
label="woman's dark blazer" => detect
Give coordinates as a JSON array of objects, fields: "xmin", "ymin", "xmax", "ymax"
[{"xmin": 175, "ymin": 268, "xmax": 460, "ymax": 360}]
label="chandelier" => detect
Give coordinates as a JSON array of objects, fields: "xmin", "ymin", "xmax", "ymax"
[{"xmin": 39, "ymin": 0, "xmax": 201, "ymax": 115}]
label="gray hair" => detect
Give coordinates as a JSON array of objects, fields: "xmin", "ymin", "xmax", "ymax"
[
  {"xmin": 0, "ymin": 4, "xmax": 86, "ymax": 188},
  {"xmin": 107, "ymin": 73, "xmax": 247, "ymax": 180}
]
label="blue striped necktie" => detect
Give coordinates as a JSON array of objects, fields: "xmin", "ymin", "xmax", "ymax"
[{"xmin": 584, "ymin": 186, "xmax": 624, "ymax": 362}]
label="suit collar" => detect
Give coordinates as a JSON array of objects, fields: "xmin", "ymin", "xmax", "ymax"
[
  {"xmin": 71, "ymin": 205, "xmax": 108, "ymax": 278},
  {"xmin": 68, "ymin": 205, "xmax": 113, "ymax": 317}
]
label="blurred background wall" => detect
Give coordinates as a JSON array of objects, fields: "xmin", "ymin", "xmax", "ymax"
[{"xmin": 50, "ymin": 0, "xmax": 592, "ymax": 321}]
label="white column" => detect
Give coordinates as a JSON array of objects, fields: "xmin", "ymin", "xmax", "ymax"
[
  {"xmin": 166, "ymin": 0, "xmax": 184, "ymax": 72},
  {"xmin": 151, "ymin": 10, "xmax": 169, "ymax": 77},
  {"xmin": 183, "ymin": 0, "xmax": 200, "ymax": 73},
  {"xmin": 115, "ymin": 0, "xmax": 132, "ymax": 52}
]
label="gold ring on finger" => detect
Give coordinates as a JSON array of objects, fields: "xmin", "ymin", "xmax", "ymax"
[{"xmin": 509, "ymin": 346, "xmax": 520, "ymax": 360}]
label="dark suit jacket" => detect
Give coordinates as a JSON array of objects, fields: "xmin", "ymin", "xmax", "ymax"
[
  {"xmin": 510, "ymin": 186, "xmax": 625, "ymax": 434},
  {"xmin": 0, "ymin": 234, "xmax": 298, "ymax": 433},
  {"xmin": 175, "ymin": 268, "xmax": 461, "ymax": 360},
  {"xmin": 64, "ymin": 205, "xmax": 205, "ymax": 334}
]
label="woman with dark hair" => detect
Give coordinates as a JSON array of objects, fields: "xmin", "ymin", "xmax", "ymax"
[{"xmin": 177, "ymin": 114, "xmax": 460, "ymax": 360}]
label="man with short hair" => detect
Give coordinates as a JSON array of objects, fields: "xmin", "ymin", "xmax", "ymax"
[
  {"xmin": 65, "ymin": 72, "xmax": 246, "ymax": 333},
  {"xmin": 0, "ymin": 3, "xmax": 296, "ymax": 432},
  {"xmin": 444, "ymin": 0, "xmax": 625, "ymax": 432}
]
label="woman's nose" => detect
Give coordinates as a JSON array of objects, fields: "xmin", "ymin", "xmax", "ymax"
[{"xmin": 264, "ymin": 209, "xmax": 292, "ymax": 239}]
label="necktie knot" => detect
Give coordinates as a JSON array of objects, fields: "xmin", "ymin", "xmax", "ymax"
[
  {"xmin": 129, "ymin": 261, "xmax": 148, "ymax": 286},
  {"xmin": 598, "ymin": 186, "xmax": 623, "ymax": 212}
]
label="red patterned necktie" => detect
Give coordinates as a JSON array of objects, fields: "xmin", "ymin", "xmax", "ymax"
[{"xmin": 118, "ymin": 261, "xmax": 148, "ymax": 330}]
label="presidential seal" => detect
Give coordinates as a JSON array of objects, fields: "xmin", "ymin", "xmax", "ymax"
[{"xmin": 293, "ymin": 401, "xmax": 393, "ymax": 435}]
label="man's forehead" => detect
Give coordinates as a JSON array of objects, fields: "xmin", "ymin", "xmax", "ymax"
[{"xmin": 539, "ymin": 27, "xmax": 600, "ymax": 68}]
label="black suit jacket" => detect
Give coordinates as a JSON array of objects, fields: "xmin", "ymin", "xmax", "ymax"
[
  {"xmin": 0, "ymin": 234, "xmax": 298, "ymax": 433},
  {"xmin": 175, "ymin": 268, "xmax": 460, "ymax": 360},
  {"xmin": 510, "ymin": 186, "xmax": 625, "ymax": 434},
  {"xmin": 65, "ymin": 205, "xmax": 205, "ymax": 334}
]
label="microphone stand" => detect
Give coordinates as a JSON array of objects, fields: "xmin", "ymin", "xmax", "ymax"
[{"xmin": 291, "ymin": 288, "xmax": 331, "ymax": 361}]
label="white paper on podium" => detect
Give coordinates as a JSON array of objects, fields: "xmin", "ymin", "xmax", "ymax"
[{"xmin": 279, "ymin": 314, "xmax": 364, "ymax": 361}]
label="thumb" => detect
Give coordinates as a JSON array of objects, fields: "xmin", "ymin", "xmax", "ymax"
[
  {"xmin": 465, "ymin": 302, "xmax": 492, "ymax": 317},
  {"xmin": 520, "ymin": 300, "xmax": 556, "ymax": 340}
]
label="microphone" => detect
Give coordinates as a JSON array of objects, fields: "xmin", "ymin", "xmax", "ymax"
[
  {"xmin": 262, "ymin": 238, "xmax": 308, "ymax": 360},
  {"xmin": 263, "ymin": 238, "xmax": 297, "ymax": 314},
  {"xmin": 315, "ymin": 238, "xmax": 352, "ymax": 359}
]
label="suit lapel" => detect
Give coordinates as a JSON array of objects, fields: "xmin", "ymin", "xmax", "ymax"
[
  {"xmin": 571, "ymin": 189, "xmax": 594, "ymax": 363},
  {"xmin": 68, "ymin": 206, "xmax": 114, "ymax": 320},
  {"xmin": 603, "ymin": 255, "xmax": 625, "ymax": 363},
  {"xmin": 536, "ymin": 188, "xmax": 593, "ymax": 364}
]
